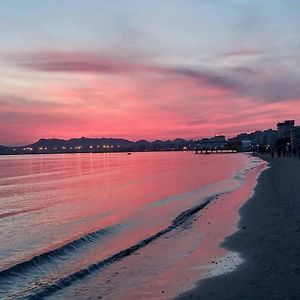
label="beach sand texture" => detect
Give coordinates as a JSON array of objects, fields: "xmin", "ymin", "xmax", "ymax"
[{"xmin": 176, "ymin": 156, "xmax": 300, "ymax": 300}]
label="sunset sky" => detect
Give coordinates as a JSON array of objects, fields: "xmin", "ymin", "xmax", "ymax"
[{"xmin": 1, "ymin": 0, "xmax": 300, "ymax": 145}]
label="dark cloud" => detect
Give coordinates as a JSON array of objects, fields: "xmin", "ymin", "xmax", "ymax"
[
  {"xmin": 164, "ymin": 67, "xmax": 239, "ymax": 91},
  {"xmin": 9, "ymin": 52, "xmax": 142, "ymax": 74},
  {"xmin": 167, "ymin": 65, "xmax": 300, "ymax": 103}
]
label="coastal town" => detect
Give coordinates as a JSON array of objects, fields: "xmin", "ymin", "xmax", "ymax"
[{"xmin": 0, "ymin": 119, "xmax": 299, "ymax": 155}]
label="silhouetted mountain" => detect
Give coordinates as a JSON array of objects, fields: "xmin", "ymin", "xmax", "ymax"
[
  {"xmin": 151, "ymin": 140, "xmax": 164, "ymax": 145},
  {"xmin": 135, "ymin": 140, "xmax": 150, "ymax": 145},
  {"xmin": 0, "ymin": 137, "xmax": 194, "ymax": 155},
  {"xmin": 0, "ymin": 145, "xmax": 11, "ymax": 153},
  {"xmin": 31, "ymin": 137, "xmax": 134, "ymax": 148},
  {"xmin": 31, "ymin": 138, "xmax": 67, "ymax": 148},
  {"xmin": 173, "ymin": 138, "xmax": 186, "ymax": 144}
]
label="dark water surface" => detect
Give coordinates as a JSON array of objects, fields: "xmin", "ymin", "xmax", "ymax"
[{"xmin": 0, "ymin": 152, "xmax": 264, "ymax": 299}]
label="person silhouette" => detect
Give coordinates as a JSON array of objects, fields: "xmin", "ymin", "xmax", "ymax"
[{"xmin": 277, "ymin": 148, "xmax": 281, "ymax": 158}]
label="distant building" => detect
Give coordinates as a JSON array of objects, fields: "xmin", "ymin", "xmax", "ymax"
[
  {"xmin": 229, "ymin": 133, "xmax": 249, "ymax": 144},
  {"xmin": 277, "ymin": 120, "xmax": 295, "ymax": 139},
  {"xmin": 209, "ymin": 135, "xmax": 226, "ymax": 142},
  {"xmin": 263, "ymin": 129, "xmax": 278, "ymax": 147},
  {"xmin": 196, "ymin": 135, "xmax": 227, "ymax": 149},
  {"xmin": 251, "ymin": 131, "xmax": 263, "ymax": 145},
  {"xmin": 291, "ymin": 126, "xmax": 300, "ymax": 148},
  {"xmin": 241, "ymin": 140, "xmax": 252, "ymax": 151},
  {"xmin": 236, "ymin": 133, "xmax": 250, "ymax": 141}
]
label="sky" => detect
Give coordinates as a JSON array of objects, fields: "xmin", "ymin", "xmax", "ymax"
[{"xmin": 1, "ymin": 0, "xmax": 300, "ymax": 145}]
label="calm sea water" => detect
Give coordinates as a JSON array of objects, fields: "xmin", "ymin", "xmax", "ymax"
[{"xmin": 0, "ymin": 152, "xmax": 264, "ymax": 299}]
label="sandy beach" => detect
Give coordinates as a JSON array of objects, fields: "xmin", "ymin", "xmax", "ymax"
[{"xmin": 176, "ymin": 155, "xmax": 300, "ymax": 300}]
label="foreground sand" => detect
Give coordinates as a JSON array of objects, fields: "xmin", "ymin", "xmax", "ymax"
[{"xmin": 176, "ymin": 155, "xmax": 300, "ymax": 300}]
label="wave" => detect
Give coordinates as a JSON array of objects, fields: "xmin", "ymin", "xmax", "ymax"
[
  {"xmin": 0, "ymin": 205, "xmax": 49, "ymax": 220},
  {"xmin": 17, "ymin": 194, "xmax": 219, "ymax": 300},
  {"xmin": 0, "ymin": 226, "xmax": 116, "ymax": 279}
]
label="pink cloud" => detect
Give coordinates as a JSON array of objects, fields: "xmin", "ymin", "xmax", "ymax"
[{"xmin": 1, "ymin": 51, "xmax": 300, "ymax": 145}]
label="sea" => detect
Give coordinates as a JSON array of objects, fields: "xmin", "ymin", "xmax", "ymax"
[{"xmin": 0, "ymin": 151, "xmax": 266, "ymax": 300}]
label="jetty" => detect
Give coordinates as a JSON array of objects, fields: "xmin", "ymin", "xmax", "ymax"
[{"xmin": 195, "ymin": 148, "xmax": 237, "ymax": 154}]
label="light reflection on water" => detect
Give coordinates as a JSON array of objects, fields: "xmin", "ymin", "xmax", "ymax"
[{"xmin": 0, "ymin": 152, "xmax": 264, "ymax": 299}]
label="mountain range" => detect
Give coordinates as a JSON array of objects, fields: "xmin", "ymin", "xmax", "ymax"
[{"xmin": 0, "ymin": 137, "xmax": 192, "ymax": 155}]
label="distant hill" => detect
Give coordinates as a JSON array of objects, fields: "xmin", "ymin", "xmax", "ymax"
[
  {"xmin": 31, "ymin": 137, "xmax": 135, "ymax": 148},
  {"xmin": 0, "ymin": 137, "xmax": 193, "ymax": 155},
  {"xmin": 0, "ymin": 145, "xmax": 11, "ymax": 153}
]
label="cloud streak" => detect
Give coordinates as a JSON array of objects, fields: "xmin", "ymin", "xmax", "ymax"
[
  {"xmin": 9, "ymin": 52, "xmax": 147, "ymax": 74},
  {"xmin": 9, "ymin": 50, "xmax": 300, "ymax": 103},
  {"xmin": 221, "ymin": 48, "xmax": 263, "ymax": 57}
]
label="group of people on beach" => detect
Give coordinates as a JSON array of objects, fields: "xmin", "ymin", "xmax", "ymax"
[{"xmin": 254, "ymin": 144, "xmax": 300, "ymax": 159}]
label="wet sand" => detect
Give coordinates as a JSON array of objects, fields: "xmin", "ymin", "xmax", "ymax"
[{"xmin": 175, "ymin": 155, "xmax": 300, "ymax": 300}]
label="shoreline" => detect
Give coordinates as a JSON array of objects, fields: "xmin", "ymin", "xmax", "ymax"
[
  {"xmin": 0, "ymin": 152, "xmax": 261, "ymax": 300},
  {"xmin": 45, "ymin": 153, "xmax": 266, "ymax": 300},
  {"xmin": 175, "ymin": 155, "xmax": 300, "ymax": 300},
  {"xmin": 0, "ymin": 149, "xmax": 242, "ymax": 156}
]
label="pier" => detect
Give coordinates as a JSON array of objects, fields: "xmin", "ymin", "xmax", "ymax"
[{"xmin": 195, "ymin": 148, "xmax": 237, "ymax": 154}]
